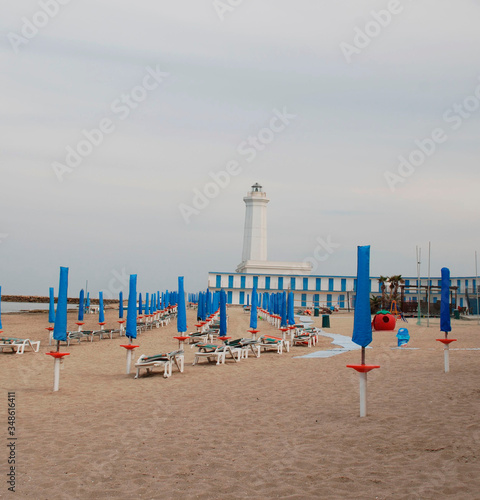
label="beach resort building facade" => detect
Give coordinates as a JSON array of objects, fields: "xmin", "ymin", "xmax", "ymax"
[
  {"xmin": 207, "ymin": 271, "xmax": 478, "ymax": 311},
  {"xmin": 208, "ymin": 184, "xmax": 479, "ymax": 312}
]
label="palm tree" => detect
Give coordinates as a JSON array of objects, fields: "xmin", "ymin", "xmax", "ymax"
[
  {"xmin": 388, "ymin": 275, "xmax": 405, "ymax": 304},
  {"xmin": 370, "ymin": 295, "xmax": 382, "ymax": 314},
  {"xmin": 378, "ymin": 276, "xmax": 389, "ymax": 309}
]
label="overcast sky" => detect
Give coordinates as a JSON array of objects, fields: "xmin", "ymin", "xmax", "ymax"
[{"xmin": 1, "ymin": 0, "xmax": 480, "ymax": 298}]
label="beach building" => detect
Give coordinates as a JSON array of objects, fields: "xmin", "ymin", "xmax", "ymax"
[{"xmin": 208, "ymin": 184, "xmax": 478, "ymax": 312}]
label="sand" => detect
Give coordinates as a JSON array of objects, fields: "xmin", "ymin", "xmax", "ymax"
[{"xmin": 1, "ymin": 307, "xmax": 479, "ymax": 499}]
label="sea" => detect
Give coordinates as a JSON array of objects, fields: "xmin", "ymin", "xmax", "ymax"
[{"xmin": 1, "ymin": 302, "xmax": 79, "ymax": 313}]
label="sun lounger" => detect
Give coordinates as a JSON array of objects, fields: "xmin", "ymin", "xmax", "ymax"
[
  {"xmin": 66, "ymin": 331, "xmax": 87, "ymax": 344},
  {"xmin": 224, "ymin": 338, "xmax": 260, "ymax": 359},
  {"xmin": 292, "ymin": 334, "xmax": 315, "ymax": 347},
  {"xmin": 192, "ymin": 344, "xmax": 229, "ymax": 365},
  {"xmin": 0, "ymin": 337, "xmax": 40, "ymax": 354},
  {"xmin": 81, "ymin": 329, "xmax": 114, "ymax": 342},
  {"xmin": 257, "ymin": 335, "xmax": 290, "ymax": 354},
  {"xmin": 187, "ymin": 331, "xmax": 210, "ymax": 344},
  {"xmin": 134, "ymin": 350, "xmax": 184, "ymax": 379}
]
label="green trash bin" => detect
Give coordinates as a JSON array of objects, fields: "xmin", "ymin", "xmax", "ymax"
[
  {"xmin": 314, "ymin": 308, "xmax": 319, "ymax": 317},
  {"xmin": 322, "ymin": 314, "xmax": 330, "ymax": 328},
  {"xmin": 454, "ymin": 309, "xmax": 460, "ymax": 320}
]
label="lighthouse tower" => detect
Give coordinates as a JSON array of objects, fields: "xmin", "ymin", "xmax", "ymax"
[
  {"xmin": 236, "ymin": 183, "xmax": 311, "ymax": 275},
  {"xmin": 241, "ymin": 183, "xmax": 269, "ymax": 262}
]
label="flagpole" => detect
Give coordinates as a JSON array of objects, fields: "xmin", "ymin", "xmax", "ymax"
[
  {"xmin": 427, "ymin": 242, "xmax": 431, "ymax": 327},
  {"xmin": 416, "ymin": 246, "xmax": 421, "ymax": 326},
  {"xmin": 476, "ymin": 251, "xmax": 479, "ymax": 325}
]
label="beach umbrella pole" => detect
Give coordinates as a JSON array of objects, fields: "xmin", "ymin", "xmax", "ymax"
[
  {"xmin": 444, "ymin": 342, "xmax": 450, "ymax": 373},
  {"xmin": 126, "ymin": 338, "xmax": 132, "ymax": 374},
  {"xmin": 53, "ymin": 356, "xmax": 61, "ymax": 392},
  {"xmin": 359, "ymin": 371, "xmax": 367, "ymax": 418}
]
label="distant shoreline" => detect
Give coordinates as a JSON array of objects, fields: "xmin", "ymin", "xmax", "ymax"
[{"xmin": 1, "ymin": 295, "xmax": 119, "ymax": 305}]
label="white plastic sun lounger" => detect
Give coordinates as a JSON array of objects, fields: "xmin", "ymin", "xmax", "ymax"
[
  {"xmin": 134, "ymin": 350, "xmax": 185, "ymax": 379},
  {"xmin": 0, "ymin": 337, "xmax": 40, "ymax": 354}
]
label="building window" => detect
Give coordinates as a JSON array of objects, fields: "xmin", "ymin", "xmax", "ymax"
[
  {"xmin": 473, "ymin": 279, "xmax": 477, "ymax": 293},
  {"xmin": 316, "ymin": 278, "xmax": 321, "ymax": 291},
  {"xmin": 228, "ymin": 275, "xmax": 234, "ymax": 288},
  {"xmin": 313, "ymin": 294, "xmax": 319, "ymax": 306},
  {"xmin": 265, "ymin": 277, "xmax": 271, "ymax": 290},
  {"xmin": 290, "ymin": 277, "xmax": 296, "ymax": 290},
  {"xmin": 405, "ymin": 279, "xmax": 410, "ymax": 294},
  {"xmin": 457, "ymin": 280, "xmax": 461, "ymax": 293},
  {"xmin": 327, "ymin": 294, "xmax": 332, "ymax": 308},
  {"xmin": 328, "ymin": 278, "xmax": 334, "ymax": 291},
  {"xmin": 216, "ymin": 275, "xmax": 221, "ymax": 288},
  {"xmin": 227, "ymin": 291, "xmax": 232, "ymax": 304},
  {"xmin": 239, "ymin": 291, "xmax": 245, "ymax": 305},
  {"xmin": 240, "ymin": 276, "xmax": 245, "ymax": 289},
  {"xmin": 341, "ymin": 279, "xmax": 346, "ymax": 292},
  {"xmin": 301, "ymin": 293, "xmax": 307, "ymax": 307},
  {"xmin": 353, "ymin": 279, "xmax": 357, "ymax": 292},
  {"xmin": 278, "ymin": 277, "xmax": 283, "ymax": 290},
  {"xmin": 253, "ymin": 276, "xmax": 259, "ymax": 288},
  {"xmin": 303, "ymin": 278, "xmax": 308, "ymax": 291},
  {"xmin": 339, "ymin": 294, "xmax": 345, "ymax": 308}
]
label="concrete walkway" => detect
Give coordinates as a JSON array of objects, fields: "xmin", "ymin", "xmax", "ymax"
[{"xmin": 295, "ymin": 331, "xmax": 366, "ymax": 359}]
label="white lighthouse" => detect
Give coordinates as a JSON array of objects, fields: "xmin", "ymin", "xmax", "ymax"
[
  {"xmin": 241, "ymin": 182, "xmax": 269, "ymax": 262},
  {"xmin": 236, "ymin": 183, "xmax": 312, "ymax": 275}
]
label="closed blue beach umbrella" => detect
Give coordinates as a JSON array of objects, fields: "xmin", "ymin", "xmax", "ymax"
[
  {"xmin": 119, "ymin": 291, "xmax": 124, "ymax": 319},
  {"xmin": 78, "ymin": 289, "xmax": 84, "ymax": 322},
  {"xmin": 250, "ymin": 286, "xmax": 258, "ymax": 329},
  {"xmin": 177, "ymin": 277, "xmax": 187, "ymax": 333},
  {"xmin": 99, "ymin": 292, "xmax": 105, "ymax": 323},
  {"xmin": 200, "ymin": 292, "xmax": 206, "ymax": 321},
  {"xmin": 352, "ymin": 245, "xmax": 372, "ymax": 349},
  {"xmin": 440, "ymin": 267, "xmax": 452, "ymax": 334},
  {"xmin": 86, "ymin": 292, "xmax": 90, "ymax": 310},
  {"xmin": 126, "ymin": 275, "xmax": 137, "ymax": 339},
  {"xmin": 348, "ymin": 246, "xmax": 379, "ymax": 418},
  {"xmin": 138, "ymin": 293, "xmax": 143, "ymax": 315},
  {"xmin": 53, "ymin": 267, "xmax": 68, "ymax": 344},
  {"xmin": 281, "ymin": 291, "xmax": 287, "ymax": 327},
  {"xmin": 288, "ymin": 291, "xmax": 295, "ymax": 325},
  {"xmin": 49, "ymin": 287, "xmax": 55, "ymax": 324},
  {"xmin": 145, "ymin": 293, "xmax": 150, "ymax": 315},
  {"xmin": 220, "ymin": 289, "xmax": 227, "ymax": 336},
  {"xmin": 205, "ymin": 289, "xmax": 211, "ymax": 316}
]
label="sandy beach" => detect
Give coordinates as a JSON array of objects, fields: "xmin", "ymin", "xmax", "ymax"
[{"xmin": 1, "ymin": 307, "xmax": 479, "ymax": 499}]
